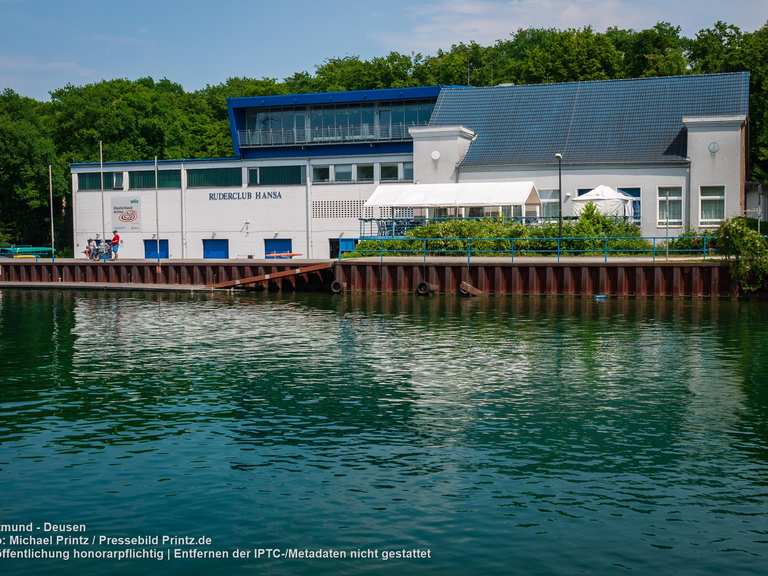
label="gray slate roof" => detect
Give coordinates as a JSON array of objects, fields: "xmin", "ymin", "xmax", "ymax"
[{"xmin": 429, "ymin": 72, "xmax": 750, "ymax": 166}]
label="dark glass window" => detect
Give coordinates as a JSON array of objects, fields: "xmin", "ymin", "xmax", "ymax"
[
  {"xmin": 78, "ymin": 173, "xmax": 101, "ymax": 190},
  {"xmin": 334, "ymin": 165, "xmax": 352, "ymax": 182},
  {"xmin": 312, "ymin": 166, "xmax": 330, "ymax": 183},
  {"xmin": 78, "ymin": 172, "xmax": 122, "ymax": 190},
  {"xmin": 380, "ymin": 163, "xmax": 399, "ymax": 181},
  {"xmin": 187, "ymin": 168, "xmax": 242, "ymax": 188},
  {"xmin": 259, "ymin": 166, "xmax": 305, "ymax": 186},
  {"xmin": 129, "ymin": 170, "xmax": 181, "ymax": 189},
  {"xmin": 356, "ymin": 164, "xmax": 374, "ymax": 182},
  {"xmin": 403, "ymin": 162, "xmax": 413, "ymax": 181}
]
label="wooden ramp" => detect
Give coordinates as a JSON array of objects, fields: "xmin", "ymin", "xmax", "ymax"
[{"xmin": 211, "ymin": 262, "xmax": 333, "ymax": 289}]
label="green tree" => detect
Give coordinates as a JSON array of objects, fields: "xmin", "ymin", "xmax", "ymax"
[{"xmin": 0, "ymin": 90, "xmax": 66, "ymax": 245}]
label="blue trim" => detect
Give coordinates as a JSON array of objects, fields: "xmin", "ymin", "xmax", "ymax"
[
  {"xmin": 227, "ymin": 86, "xmax": 441, "ymax": 111},
  {"xmin": 240, "ymin": 142, "xmax": 413, "ymax": 159}
]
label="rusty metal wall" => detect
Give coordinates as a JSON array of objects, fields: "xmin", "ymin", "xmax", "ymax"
[
  {"xmin": 333, "ymin": 261, "xmax": 736, "ymax": 297},
  {"xmin": 0, "ymin": 260, "xmax": 737, "ymax": 297},
  {"xmin": 0, "ymin": 261, "xmax": 330, "ymax": 292}
]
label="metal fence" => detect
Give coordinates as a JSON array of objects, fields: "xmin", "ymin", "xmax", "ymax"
[
  {"xmin": 239, "ymin": 122, "xmax": 418, "ymax": 147},
  {"xmin": 359, "ymin": 216, "xmax": 589, "ymax": 237},
  {"xmin": 344, "ymin": 235, "xmax": 731, "ymax": 265}
]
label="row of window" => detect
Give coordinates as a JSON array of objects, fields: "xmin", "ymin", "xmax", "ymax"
[
  {"xmin": 78, "ymin": 162, "xmax": 414, "ymax": 191},
  {"xmin": 538, "ymin": 186, "xmax": 725, "ymax": 226},
  {"xmin": 312, "ymin": 162, "xmax": 413, "ymax": 184},
  {"xmin": 244, "ymin": 102, "xmax": 434, "ymax": 136}
]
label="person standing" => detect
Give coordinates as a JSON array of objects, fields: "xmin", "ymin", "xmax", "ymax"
[{"xmin": 110, "ymin": 230, "xmax": 121, "ymax": 260}]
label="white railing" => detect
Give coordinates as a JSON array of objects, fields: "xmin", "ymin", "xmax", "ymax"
[{"xmin": 238, "ymin": 123, "xmax": 420, "ymax": 147}]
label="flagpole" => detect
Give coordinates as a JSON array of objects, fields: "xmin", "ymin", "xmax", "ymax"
[
  {"xmin": 155, "ymin": 156, "xmax": 160, "ymax": 265},
  {"xmin": 48, "ymin": 164, "xmax": 55, "ymax": 262},
  {"xmin": 99, "ymin": 141, "xmax": 105, "ymax": 247}
]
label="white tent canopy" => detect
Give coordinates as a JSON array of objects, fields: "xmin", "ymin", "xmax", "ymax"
[
  {"xmin": 571, "ymin": 185, "xmax": 634, "ymax": 219},
  {"xmin": 364, "ymin": 181, "xmax": 540, "ymax": 209}
]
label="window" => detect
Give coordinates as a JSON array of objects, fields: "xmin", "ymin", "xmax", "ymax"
[
  {"xmin": 658, "ymin": 187, "xmax": 683, "ymax": 226},
  {"xmin": 253, "ymin": 165, "xmax": 305, "ymax": 186},
  {"xmin": 129, "ymin": 170, "xmax": 181, "ymax": 189},
  {"xmin": 356, "ymin": 164, "xmax": 374, "ymax": 182},
  {"xmin": 700, "ymin": 186, "xmax": 725, "ymax": 225},
  {"xmin": 618, "ymin": 187, "xmax": 641, "ymax": 223},
  {"xmin": 312, "ymin": 166, "xmax": 330, "ymax": 183},
  {"xmin": 380, "ymin": 163, "xmax": 399, "ymax": 181},
  {"xmin": 78, "ymin": 173, "xmax": 100, "ymax": 190},
  {"xmin": 158, "ymin": 170, "xmax": 181, "ymax": 189},
  {"xmin": 334, "ymin": 164, "xmax": 352, "ymax": 182},
  {"xmin": 78, "ymin": 172, "xmax": 122, "ymax": 190},
  {"xmin": 539, "ymin": 189, "xmax": 560, "ymax": 218},
  {"xmin": 577, "ymin": 188, "xmax": 593, "ymax": 196},
  {"xmin": 187, "ymin": 168, "xmax": 242, "ymax": 188},
  {"xmin": 403, "ymin": 162, "xmax": 413, "ymax": 181},
  {"xmin": 109, "ymin": 172, "xmax": 123, "ymax": 189}
]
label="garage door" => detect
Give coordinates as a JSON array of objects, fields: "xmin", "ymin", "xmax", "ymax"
[
  {"xmin": 203, "ymin": 239, "xmax": 229, "ymax": 259},
  {"xmin": 143, "ymin": 239, "xmax": 169, "ymax": 259},
  {"xmin": 265, "ymin": 238, "xmax": 292, "ymax": 259}
]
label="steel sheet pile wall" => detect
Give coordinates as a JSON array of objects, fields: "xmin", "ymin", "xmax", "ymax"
[
  {"xmin": 333, "ymin": 261, "xmax": 736, "ymax": 297},
  {"xmin": 0, "ymin": 261, "xmax": 331, "ymax": 291},
  {"xmin": 0, "ymin": 260, "xmax": 738, "ymax": 296}
]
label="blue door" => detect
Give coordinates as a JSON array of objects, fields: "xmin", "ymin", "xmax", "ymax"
[
  {"xmin": 203, "ymin": 239, "xmax": 229, "ymax": 259},
  {"xmin": 143, "ymin": 239, "xmax": 169, "ymax": 259},
  {"xmin": 339, "ymin": 238, "xmax": 357, "ymax": 255},
  {"xmin": 265, "ymin": 239, "xmax": 292, "ymax": 259}
]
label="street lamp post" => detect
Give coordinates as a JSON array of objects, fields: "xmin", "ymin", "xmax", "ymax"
[
  {"xmin": 555, "ymin": 153, "xmax": 563, "ymax": 237},
  {"xmin": 48, "ymin": 164, "xmax": 55, "ymax": 262}
]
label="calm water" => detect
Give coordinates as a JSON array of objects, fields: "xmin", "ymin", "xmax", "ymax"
[{"xmin": 0, "ymin": 290, "xmax": 767, "ymax": 575}]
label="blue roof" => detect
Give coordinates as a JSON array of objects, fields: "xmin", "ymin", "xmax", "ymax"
[
  {"xmin": 228, "ymin": 86, "xmax": 441, "ymax": 110},
  {"xmin": 429, "ymin": 72, "xmax": 750, "ymax": 166}
]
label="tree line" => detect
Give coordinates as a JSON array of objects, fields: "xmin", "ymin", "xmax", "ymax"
[{"xmin": 0, "ymin": 21, "xmax": 766, "ymax": 250}]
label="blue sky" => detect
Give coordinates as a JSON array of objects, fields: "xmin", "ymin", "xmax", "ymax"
[{"xmin": 1, "ymin": 0, "xmax": 767, "ymax": 100}]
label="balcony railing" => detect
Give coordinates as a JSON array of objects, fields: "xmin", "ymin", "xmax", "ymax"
[{"xmin": 238, "ymin": 123, "xmax": 421, "ymax": 148}]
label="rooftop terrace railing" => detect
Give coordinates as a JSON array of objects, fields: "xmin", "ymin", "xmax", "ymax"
[
  {"xmin": 343, "ymin": 235, "xmax": 738, "ymax": 266},
  {"xmin": 238, "ymin": 122, "xmax": 420, "ymax": 148}
]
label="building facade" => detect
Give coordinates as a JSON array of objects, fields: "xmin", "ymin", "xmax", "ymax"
[{"xmin": 70, "ymin": 73, "xmax": 750, "ymax": 259}]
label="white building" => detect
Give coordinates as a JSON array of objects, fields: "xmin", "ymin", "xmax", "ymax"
[{"xmin": 70, "ymin": 73, "xmax": 750, "ymax": 259}]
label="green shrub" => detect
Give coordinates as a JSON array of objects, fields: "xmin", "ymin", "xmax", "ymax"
[
  {"xmin": 715, "ymin": 218, "xmax": 768, "ymax": 293},
  {"xmin": 661, "ymin": 229, "xmax": 717, "ymax": 255},
  {"xmin": 344, "ymin": 202, "xmax": 652, "ymax": 258}
]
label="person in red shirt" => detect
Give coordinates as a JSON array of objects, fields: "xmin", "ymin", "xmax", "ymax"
[{"xmin": 110, "ymin": 231, "xmax": 121, "ymax": 260}]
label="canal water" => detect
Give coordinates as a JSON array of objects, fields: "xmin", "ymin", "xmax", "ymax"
[{"xmin": 0, "ymin": 290, "xmax": 766, "ymax": 575}]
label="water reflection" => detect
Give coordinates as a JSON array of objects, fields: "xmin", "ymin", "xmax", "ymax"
[{"xmin": 0, "ymin": 289, "xmax": 766, "ymax": 576}]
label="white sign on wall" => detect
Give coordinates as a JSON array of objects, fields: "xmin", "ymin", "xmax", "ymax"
[{"xmin": 111, "ymin": 196, "xmax": 141, "ymax": 231}]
